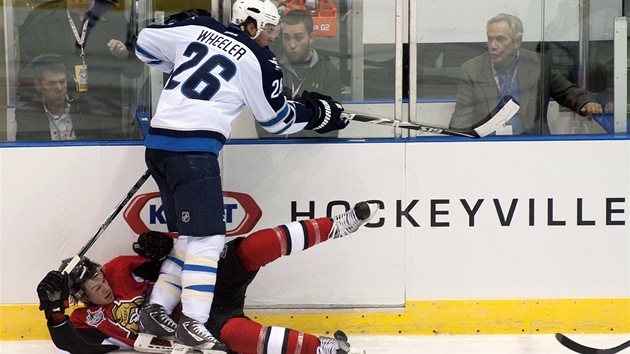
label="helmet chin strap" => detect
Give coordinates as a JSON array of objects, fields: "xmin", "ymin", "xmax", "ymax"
[
  {"xmin": 251, "ymin": 29, "xmax": 263, "ymax": 40},
  {"xmin": 239, "ymin": 23, "xmax": 262, "ymax": 40}
]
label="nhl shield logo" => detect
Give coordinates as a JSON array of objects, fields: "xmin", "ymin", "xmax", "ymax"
[{"xmin": 181, "ymin": 210, "xmax": 191, "ymax": 223}]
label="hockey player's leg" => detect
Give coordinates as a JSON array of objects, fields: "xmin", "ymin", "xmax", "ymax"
[
  {"xmin": 164, "ymin": 153, "xmax": 227, "ymax": 353},
  {"xmin": 137, "ymin": 150, "xmax": 185, "ymax": 348},
  {"xmin": 172, "ymin": 235, "xmax": 227, "ymax": 354},
  {"xmin": 220, "ymin": 317, "xmax": 321, "ymax": 353},
  {"xmin": 236, "ymin": 201, "xmax": 379, "ymax": 272},
  {"xmin": 136, "ymin": 236, "xmax": 187, "ymax": 344},
  {"xmin": 235, "ymin": 218, "xmax": 334, "ymax": 272},
  {"xmin": 220, "ymin": 318, "xmax": 365, "ymax": 354}
]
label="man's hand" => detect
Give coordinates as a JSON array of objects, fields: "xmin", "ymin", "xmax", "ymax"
[
  {"xmin": 107, "ymin": 39, "xmax": 129, "ymax": 60},
  {"xmin": 302, "ymin": 91, "xmax": 348, "ymax": 134},
  {"xmin": 37, "ymin": 271, "xmax": 68, "ymax": 320},
  {"xmin": 604, "ymin": 101, "xmax": 614, "ymax": 114},
  {"xmin": 580, "ymin": 102, "xmax": 603, "ymax": 120}
]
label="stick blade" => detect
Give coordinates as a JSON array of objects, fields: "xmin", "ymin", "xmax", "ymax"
[
  {"xmin": 556, "ymin": 333, "xmax": 630, "ymax": 354},
  {"xmin": 472, "ymin": 99, "xmax": 520, "ymax": 137},
  {"xmin": 556, "ymin": 333, "xmax": 598, "ymax": 354},
  {"xmin": 59, "ymin": 255, "xmax": 81, "ymax": 274}
]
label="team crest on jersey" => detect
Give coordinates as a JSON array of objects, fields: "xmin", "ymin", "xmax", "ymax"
[
  {"xmin": 181, "ymin": 210, "xmax": 191, "ymax": 223},
  {"xmin": 111, "ymin": 297, "xmax": 143, "ymax": 334},
  {"xmin": 86, "ymin": 308, "xmax": 106, "ymax": 327},
  {"xmin": 269, "ymin": 58, "xmax": 281, "ymax": 71}
]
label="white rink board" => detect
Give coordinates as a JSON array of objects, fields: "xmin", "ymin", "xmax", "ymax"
[
  {"xmin": 221, "ymin": 143, "xmax": 407, "ymax": 307},
  {"xmin": 404, "ymin": 140, "xmax": 630, "ymax": 300},
  {"xmin": 0, "ymin": 145, "xmax": 153, "ymax": 304},
  {"xmin": 0, "ymin": 140, "xmax": 629, "ymax": 306}
]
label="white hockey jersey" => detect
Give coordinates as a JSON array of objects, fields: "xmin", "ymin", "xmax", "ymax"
[{"xmin": 135, "ymin": 16, "xmax": 313, "ymax": 153}]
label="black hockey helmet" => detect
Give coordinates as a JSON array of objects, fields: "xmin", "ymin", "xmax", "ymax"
[{"xmin": 60, "ymin": 257, "xmax": 102, "ymax": 298}]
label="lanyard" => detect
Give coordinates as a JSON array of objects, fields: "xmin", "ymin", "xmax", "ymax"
[
  {"xmin": 491, "ymin": 51, "xmax": 519, "ymax": 101},
  {"xmin": 290, "ymin": 73, "xmax": 310, "ymax": 100},
  {"xmin": 67, "ymin": 8, "xmax": 88, "ymax": 64},
  {"xmin": 288, "ymin": 52, "xmax": 314, "ymax": 99},
  {"xmin": 289, "ymin": 64, "xmax": 313, "ymax": 99}
]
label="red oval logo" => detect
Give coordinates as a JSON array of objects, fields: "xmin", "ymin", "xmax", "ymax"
[{"xmin": 123, "ymin": 191, "xmax": 262, "ymax": 237}]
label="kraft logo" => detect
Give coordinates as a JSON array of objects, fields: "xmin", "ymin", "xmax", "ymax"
[{"xmin": 123, "ymin": 191, "xmax": 262, "ymax": 237}]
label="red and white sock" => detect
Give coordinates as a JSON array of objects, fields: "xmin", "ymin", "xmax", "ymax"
[{"xmin": 236, "ymin": 217, "xmax": 334, "ymax": 272}]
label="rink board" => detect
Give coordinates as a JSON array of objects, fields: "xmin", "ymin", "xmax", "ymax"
[
  {"xmin": 2, "ymin": 298, "xmax": 628, "ymax": 340},
  {"xmin": 0, "ymin": 139, "xmax": 628, "ymax": 339}
]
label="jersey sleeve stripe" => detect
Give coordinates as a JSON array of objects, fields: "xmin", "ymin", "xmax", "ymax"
[
  {"xmin": 258, "ymin": 102, "xmax": 294, "ymax": 127},
  {"xmin": 258, "ymin": 113, "xmax": 284, "ymax": 127},
  {"xmin": 273, "ymin": 124, "xmax": 293, "ymax": 135},
  {"xmin": 135, "ymin": 44, "xmax": 162, "ymax": 65}
]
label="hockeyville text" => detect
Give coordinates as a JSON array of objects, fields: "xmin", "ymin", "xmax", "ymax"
[{"xmin": 289, "ymin": 198, "xmax": 628, "ymax": 227}]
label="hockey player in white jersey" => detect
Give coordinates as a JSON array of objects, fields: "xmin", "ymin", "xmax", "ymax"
[{"xmin": 133, "ymin": 1, "xmax": 348, "ymax": 354}]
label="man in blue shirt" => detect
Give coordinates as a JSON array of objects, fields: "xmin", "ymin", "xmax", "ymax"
[{"xmin": 450, "ymin": 13, "xmax": 603, "ymax": 135}]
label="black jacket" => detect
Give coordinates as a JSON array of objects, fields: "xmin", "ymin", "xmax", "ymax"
[
  {"xmin": 18, "ymin": 0, "xmax": 143, "ymax": 139},
  {"xmin": 15, "ymin": 100, "xmax": 122, "ymax": 141}
]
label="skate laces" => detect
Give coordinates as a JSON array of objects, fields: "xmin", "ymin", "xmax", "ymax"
[
  {"xmin": 330, "ymin": 209, "xmax": 361, "ymax": 239},
  {"xmin": 317, "ymin": 337, "xmax": 340, "ymax": 354},
  {"xmin": 157, "ymin": 312, "xmax": 177, "ymax": 329},
  {"xmin": 140, "ymin": 303, "xmax": 176, "ymax": 334},
  {"xmin": 153, "ymin": 305, "xmax": 177, "ymax": 329},
  {"xmin": 186, "ymin": 320, "xmax": 221, "ymax": 344}
]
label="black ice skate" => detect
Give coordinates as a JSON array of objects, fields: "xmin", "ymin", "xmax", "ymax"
[
  {"xmin": 171, "ymin": 314, "xmax": 228, "ymax": 354},
  {"xmin": 135, "ymin": 303, "xmax": 178, "ymax": 353},
  {"xmin": 330, "ymin": 201, "xmax": 378, "ymax": 238}
]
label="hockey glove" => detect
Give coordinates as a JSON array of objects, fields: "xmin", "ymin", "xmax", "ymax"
[
  {"xmin": 298, "ymin": 90, "xmax": 331, "ymax": 104},
  {"xmin": 37, "ymin": 270, "xmax": 69, "ymax": 320},
  {"xmin": 302, "ymin": 91, "xmax": 348, "ymax": 134},
  {"xmin": 133, "ymin": 231, "xmax": 173, "ymax": 261}
]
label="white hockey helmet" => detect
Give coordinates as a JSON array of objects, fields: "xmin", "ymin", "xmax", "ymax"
[{"xmin": 231, "ymin": 0, "xmax": 280, "ymax": 32}]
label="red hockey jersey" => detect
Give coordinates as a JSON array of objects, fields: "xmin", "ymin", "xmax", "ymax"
[{"xmin": 69, "ymin": 255, "xmax": 153, "ymax": 348}]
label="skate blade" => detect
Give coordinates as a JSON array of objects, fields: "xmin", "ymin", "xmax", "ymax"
[
  {"xmin": 171, "ymin": 344, "xmax": 192, "ymax": 354},
  {"xmin": 134, "ymin": 333, "xmax": 174, "ymax": 353},
  {"xmin": 171, "ymin": 343, "xmax": 227, "ymax": 354},
  {"xmin": 348, "ymin": 348, "xmax": 366, "ymax": 354}
]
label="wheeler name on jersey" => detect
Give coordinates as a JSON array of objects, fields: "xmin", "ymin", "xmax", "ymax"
[{"xmin": 196, "ymin": 29, "xmax": 247, "ymax": 60}]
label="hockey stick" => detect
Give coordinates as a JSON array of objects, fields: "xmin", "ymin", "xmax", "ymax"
[
  {"xmin": 556, "ymin": 333, "xmax": 630, "ymax": 354},
  {"xmin": 341, "ymin": 98, "xmax": 520, "ymax": 138},
  {"xmin": 59, "ymin": 169, "xmax": 152, "ymax": 274}
]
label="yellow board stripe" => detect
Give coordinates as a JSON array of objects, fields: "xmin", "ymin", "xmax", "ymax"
[
  {"xmin": 1, "ymin": 305, "xmax": 50, "ymax": 340},
  {"xmin": 2, "ymin": 298, "xmax": 627, "ymax": 340},
  {"xmin": 248, "ymin": 298, "xmax": 629, "ymax": 336}
]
